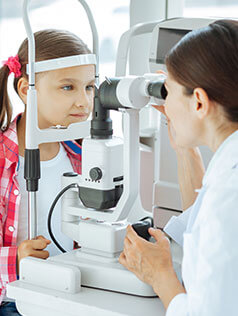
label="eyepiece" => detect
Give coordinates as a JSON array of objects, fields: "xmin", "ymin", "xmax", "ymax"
[
  {"xmin": 91, "ymin": 87, "xmax": 113, "ymax": 139},
  {"xmin": 98, "ymin": 78, "xmax": 123, "ymax": 109},
  {"xmin": 147, "ymin": 79, "xmax": 167, "ymax": 100}
]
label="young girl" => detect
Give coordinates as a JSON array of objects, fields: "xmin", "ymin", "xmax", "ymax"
[{"xmin": 0, "ymin": 29, "xmax": 95, "ymax": 314}]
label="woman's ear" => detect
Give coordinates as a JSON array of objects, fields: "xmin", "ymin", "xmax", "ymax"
[
  {"xmin": 17, "ymin": 77, "xmax": 28, "ymax": 105},
  {"xmin": 192, "ymin": 88, "xmax": 211, "ymax": 119}
]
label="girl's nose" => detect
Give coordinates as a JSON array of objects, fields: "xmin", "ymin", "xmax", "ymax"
[
  {"xmin": 75, "ymin": 103, "xmax": 85, "ymax": 108},
  {"xmin": 75, "ymin": 89, "xmax": 90, "ymax": 108},
  {"xmin": 74, "ymin": 102, "xmax": 91, "ymax": 116}
]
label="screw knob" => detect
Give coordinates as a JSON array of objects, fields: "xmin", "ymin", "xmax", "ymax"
[{"xmin": 89, "ymin": 167, "xmax": 102, "ymax": 181}]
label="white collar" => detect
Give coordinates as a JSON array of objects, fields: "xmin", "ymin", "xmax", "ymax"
[{"xmin": 203, "ymin": 130, "xmax": 238, "ymax": 186}]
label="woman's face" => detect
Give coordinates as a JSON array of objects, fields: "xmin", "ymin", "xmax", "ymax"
[
  {"xmin": 164, "ymin": 72, "xmax": 203, "ymax": 148},
  {"xmin": 35, "ymin": 64, "xmax": 95, "ymax": 129}
]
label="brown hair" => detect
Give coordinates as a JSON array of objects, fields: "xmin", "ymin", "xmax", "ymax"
[
  {"xmin": 0, "ymin": 29, "xmax": 91, "ymax": 130},
  {"xmin": 165, "ymin": 19, "xmax": 238, "ymax": 122}
]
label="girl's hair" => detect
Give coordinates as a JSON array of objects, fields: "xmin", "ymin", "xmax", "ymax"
[
  {"xmin": 0, "ymin": 29, "xmax": 91, "ymax": 130},
  {"xmin": 165, "ymin": 19, "xmax": 238, "ymax": 122}
]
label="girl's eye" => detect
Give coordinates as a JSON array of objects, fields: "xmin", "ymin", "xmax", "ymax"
[
  {"xmin": 62, "ymin": 85, "xmax": 73, "ymax": 91},
  {"xmin": 86, "ymin": 85, "xmax": 95, "ymax": 91}
]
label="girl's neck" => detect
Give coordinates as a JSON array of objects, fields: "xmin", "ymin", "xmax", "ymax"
[{"xmin": 17, "ymin": 112, "xmax": 60, "ymax": 161}]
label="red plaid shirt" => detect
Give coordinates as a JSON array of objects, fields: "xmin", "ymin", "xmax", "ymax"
[{"xmin": 0, "ymin": 115, "xmax": 82, "ymax": 303}]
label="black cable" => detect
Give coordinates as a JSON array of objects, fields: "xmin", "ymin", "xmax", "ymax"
[
  {"xmin": 48, "ymin": 185, "xmax": 154, "ymax": 252},
  {"xmin": 47, "ymin": 183, "xmax": 79, "ymax": 253}
]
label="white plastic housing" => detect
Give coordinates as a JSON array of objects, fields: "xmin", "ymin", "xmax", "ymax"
[
  {"xmin": 149, "ymin": 17, "xmax": 218, "ymax": 72},
  {"xmin": 49, "ymin": 250, "xmax": 157, "ymax": 297},
  {"xmin": 116, "ymin": 74, "xmax": 165, "ymax": 109},
  {"xmin": 20, "ymin": 257, "xmax": 81, "ymax": 294},
  {"xmin": 61, "ymin": 110, "xmax": 150, "ymax": 223},
  {"xmin": 116, "ymin": 76, "xmax": 149, "ymax": 109},
  {"xmin": 81, "ymin": 137, "xmax": 123, "ymax": 190},
  {"xmin": 77, "ymin": 220, "xmax": 127, "ymax": 256}
]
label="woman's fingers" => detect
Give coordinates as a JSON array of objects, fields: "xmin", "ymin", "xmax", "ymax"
[
  {"xmin": 124, "ymin": 236, "xmax": 132, "ymax": 250},
  {"xmin": 152, "ymin": 105, "xmax": 168, "ymax": 120},
  {"xmin": 126, "ymin": 225, "xmax": 141, "ymax": 243},
  {"xmin": 149, "ymin": 228, "xmax": 170, "ymax": 247},
  {"xmin": 148, "ymin": 228, "xmax": 165, "ymax": 241},
  {"xmin": 119, "ymin": 252, "xmax": 127, "ymax": 266},
  {"xmin": 156, "ymin": 70, "xmax": 167, "ymax": 76}
]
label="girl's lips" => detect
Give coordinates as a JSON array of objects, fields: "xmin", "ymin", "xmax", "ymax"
[{"xmin": 70, "ymin": 113, "xmax": 87, "ymax": 117}]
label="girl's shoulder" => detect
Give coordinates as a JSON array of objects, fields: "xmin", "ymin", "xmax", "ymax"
[
  {"xmin": 62, "ymin": 140, "xmax": 82, "ymax": 157},
  {"xmin": 62, "ymin": 140, "xmax": 82, "ymax": 175},
  {"xmin": 0, "ymin": 118, "xmax": 19, "ymax": 171}
]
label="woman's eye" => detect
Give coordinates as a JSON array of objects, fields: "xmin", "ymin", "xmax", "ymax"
[
  {"xmin": 86, "ymin": 85, "xmax": 95, "ymax": 91},
  {"xmin": 62, "ymin": 85, "xmax": 73, "ymax": 91}
]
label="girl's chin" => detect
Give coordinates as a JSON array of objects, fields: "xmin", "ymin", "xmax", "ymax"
[{"xmin": 69, "ymin": 114, "xmax": 89, "ymax": 122}]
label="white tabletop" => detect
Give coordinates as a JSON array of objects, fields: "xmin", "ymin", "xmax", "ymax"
[{"xmin": 8, "ymin": 280, "xmax": 166, "ymax": 316}]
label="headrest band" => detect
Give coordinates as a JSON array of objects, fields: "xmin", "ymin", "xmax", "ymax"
[{"xmin": 26, "ymin": 54, "xmax": 96, "ymax": 74}]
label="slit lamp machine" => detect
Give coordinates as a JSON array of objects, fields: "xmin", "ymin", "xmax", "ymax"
[
  {"xmin": 13, "ymin": 0, "xmax": 167, "ymax": 299},
  {"xmin": 7, "ymin": 0, "xmax": 216, "ymax": 315}
]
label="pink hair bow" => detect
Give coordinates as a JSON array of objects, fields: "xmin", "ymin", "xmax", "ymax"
[{"xmin": 3, "ymin": 55, "xmax": 22, "ymax": 78}]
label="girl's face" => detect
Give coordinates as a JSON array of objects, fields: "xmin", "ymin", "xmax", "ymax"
[
  {"xmin": 164, "ymin": 72, "xmax": 204, "ymax": 148},
  {"xmin": 36, "ymin": 64, "xmax": 95, "ymax": 129}
]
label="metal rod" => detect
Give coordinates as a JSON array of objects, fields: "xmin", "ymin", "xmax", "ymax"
[
  {"xmin": 78, "ymin": 0, "xmax": 99, "ymax": 84},
  {"xmin": 28, "ymin": 192, "xmax": 37, "ymax": 239},
  {"xmin": 22, "ymin": 0, "xmax": 35, "ymax": 86}
]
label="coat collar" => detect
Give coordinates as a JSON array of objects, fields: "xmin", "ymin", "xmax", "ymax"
[{"xmin": 203, "ymin": 130, "xmax": 238, "ymax": 186}]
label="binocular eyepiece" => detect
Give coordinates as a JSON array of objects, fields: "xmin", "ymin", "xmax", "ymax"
[
  {"xmin": 91, "ymin": 75, "xmax": 167, "ymax": 139},
  {"xmin": 98, "ymin": 76, "xmax": 167, "ymax": 111},
  {"xmin": 147, "ymin": 81, "xmax": 167, "ymax": 100}
]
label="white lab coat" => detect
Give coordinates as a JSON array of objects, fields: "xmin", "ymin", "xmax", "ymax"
[{"xmin": 165, "ymin": 130, "xmax": 238, "ymax": 316}]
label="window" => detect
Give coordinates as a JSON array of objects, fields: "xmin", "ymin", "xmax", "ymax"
[{"xmin": 184, "ymin": 0, "xmax": 238, "ymax": 18}]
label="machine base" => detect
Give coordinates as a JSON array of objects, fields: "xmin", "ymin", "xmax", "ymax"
[
  {"xmin": 7, "ymin": 245, "xmax": 181, "ymax": 316},
  {"xmin": 7, "ymin": 281, "xmax": 164, "ymax": 316},
  {"xmin": 48, "ymin": 249, "xmax": 157, "ymax": 297}
]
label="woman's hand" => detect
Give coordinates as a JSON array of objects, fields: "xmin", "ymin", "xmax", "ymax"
[
  {"xmin": 119, "ymin": 225, "xmax": 173, "ymax": 288},
  {"xmin": 119, "ymin": 226, "xmax": 186, "ymax": 309},
  {"xmin": 17, "ymin": 235, "xmax": 51, "ymax": 274},
  {"xmin": 153, "ymin": 69, "xmax": 185, "ymax": 151},
  {"xmin": 153, "ymin": 76, "xmax": 205, "ymax": 209},
  {"xmin": 153, "ymin": 104, "xmax": 179, "ymax": 151}
]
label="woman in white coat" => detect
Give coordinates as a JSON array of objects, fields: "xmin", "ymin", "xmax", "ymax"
[{"xmin": 119, "ymin": 19, "xmax": 238, "ymax": 315}]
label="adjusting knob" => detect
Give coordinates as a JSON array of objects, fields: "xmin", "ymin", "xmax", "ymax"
[{"xmin": 89, "ymin": 167, "xmax": 103, "ymax": 181}]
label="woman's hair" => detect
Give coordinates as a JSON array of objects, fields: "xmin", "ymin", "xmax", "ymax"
[
  {"xmin": 0, "ymin": 29, "xmax": 91, "ymax": 130},
  {"xmin": 165, "ymin": 19, "xmax": 238, "ymax": 122}
]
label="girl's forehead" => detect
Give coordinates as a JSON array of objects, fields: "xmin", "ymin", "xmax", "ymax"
[{"xmin": 43, "ymin": 64, "xmax": 95, "ymax": 82}]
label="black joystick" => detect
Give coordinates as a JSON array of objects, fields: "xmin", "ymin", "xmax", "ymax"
[{"xmin": 132, "ymin": 217, "xmax": 153, "ymax": 241}]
